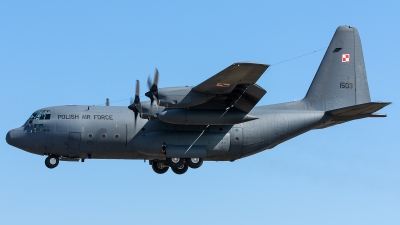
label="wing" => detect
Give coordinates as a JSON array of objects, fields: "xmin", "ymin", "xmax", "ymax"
[
  {"xmin": 192, "ymin": 62, "xmax": 269, "ymax": 94},
  {"xmin": 191, "ymin": 62, "xmax": 269, "ymax": 113}
]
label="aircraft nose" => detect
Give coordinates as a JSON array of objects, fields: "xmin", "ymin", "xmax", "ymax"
[
  {"xmin": 6, "ymin": 128, "xmax": 25, "ymax": 148},
  {"xmin": 6, "ymin": 130, "xmax": 12, "ymax": 145},
  {"xmin": 6, "ymin": 130, "xmax": 15, "ymax": 146}
]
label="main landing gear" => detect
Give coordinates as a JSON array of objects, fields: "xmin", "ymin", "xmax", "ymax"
[
  {"xmin": 151, "ymin": 158, "xmax": 203, "ymax": 175},
  {"xmin": 152, "ymin": 161, "xmax": 169, "ymax": 174},
  {"xmin": 45, "ymin": 155, "xmax": 59, "ymax": 169}
]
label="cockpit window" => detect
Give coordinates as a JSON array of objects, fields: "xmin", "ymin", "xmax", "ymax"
[
  {"xmin": 29, "ymin": 113, "xmax": 37, "ymax": 120},
  {"xmin": 33, "ymin": 124, "xmax": 44, "ymax": 132},
  {"xmin": 31, "ymin": 124, "xmax": 49, "ymax": 132},
  {"xmin": 24, "ymin": 110, "xmax": 51, "ymax": 126},
  {"xmin": 35, "ymin": 110, "xmax": 51, "ymax": 120}
]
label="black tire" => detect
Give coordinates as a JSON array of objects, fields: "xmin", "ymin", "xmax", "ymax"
[
  {"xmin": 171, "ymin": 163, "xmax": 188, "ymax": 175},
  {"xmin": 152, "ymin": 162, "xmax": 169, "ymax": 174},
  {"xmin": 166, "ymin": 157, "xmax": 184, "ymax": 168},
  {"xmin": 45, "ymin": 156, "xmax": 59, "ymax": 169},
  {"xmin": 186, "ymin": 158, "xmax": 203, "ymax": 169}
]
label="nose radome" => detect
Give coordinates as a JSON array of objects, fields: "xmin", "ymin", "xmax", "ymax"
[
  {"xmin": 6, "ymin": 130, "xmax": 13, "ymax": 146},
  {"xmin": 6, "ymin": 129, "xmax": 22, "ymax": 148}
]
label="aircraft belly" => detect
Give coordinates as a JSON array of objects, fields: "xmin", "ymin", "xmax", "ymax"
[{"xmin": 131, "ymin": 131, "xmax": 231, "ymax": 158}]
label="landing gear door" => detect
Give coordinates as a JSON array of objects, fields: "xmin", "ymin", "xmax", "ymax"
[
  {"xmin": 68, "ymin": 132, "xmax": 81, "ymax": 157},
  {"xmin": 230, "ymin": 127, "xmax": 242, "ymax": 155}
]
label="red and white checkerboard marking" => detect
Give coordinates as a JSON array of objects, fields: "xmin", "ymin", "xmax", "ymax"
[{"xmin": 342, "ymin": 54, "xmax": 350, "ymax": 62}]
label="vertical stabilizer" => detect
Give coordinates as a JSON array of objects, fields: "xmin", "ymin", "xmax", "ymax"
[{"xmin": 304, "ymin": 26, "xmax": 371, "ymax": 111}]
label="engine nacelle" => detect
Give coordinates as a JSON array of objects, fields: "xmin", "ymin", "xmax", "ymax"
[
  {"xmin": 157, "ymin": 87, "xmax": 215, "ymax": 108},
  {"xmin": 138, "ymin": 101, "xmax": 165, "ymax": 120}
]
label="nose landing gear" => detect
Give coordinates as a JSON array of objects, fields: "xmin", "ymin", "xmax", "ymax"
[{"xmin": 45, "ymin": 155, "xmax": 59, "ymax": 169}]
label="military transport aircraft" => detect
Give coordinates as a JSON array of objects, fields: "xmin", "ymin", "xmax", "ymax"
[{"xmin": 6, "ymin": 26, "xmax": 390, "ymax": 175}]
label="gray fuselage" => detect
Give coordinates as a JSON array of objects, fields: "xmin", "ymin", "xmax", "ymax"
[{"xmin": 7, "ymin": 101, "xmax": 327, "ymax": 162}]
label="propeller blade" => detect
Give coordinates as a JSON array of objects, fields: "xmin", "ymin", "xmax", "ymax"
[
  {"xmin": 147, "ymin": 75, "xmax": 152, "ymax": 90},
  {"xmin": 153, "ymin": 68, "xmax": 159, "ymax": 87},
  {"xmin": 130, "ymin": 80, "xmax": 143, "ymax": 130},
  {"xmin": 145, "ymin": 68, "xmax": 159, "ymax": 107},
  {"xmin": 134, "ymin": 80, "xmax": 140, "ymax": 104},
  {"xmin": 128, "ymin": 80, "xmax": 142, "ymax": 115}
]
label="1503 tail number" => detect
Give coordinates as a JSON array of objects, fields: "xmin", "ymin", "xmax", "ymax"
[{"xmin": 340, "ymin": 82, "xmax": 353, "ymax": 89}]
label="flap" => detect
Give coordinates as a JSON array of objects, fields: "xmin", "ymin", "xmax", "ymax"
[{"xmin": 234, "ymin": 84, "xmax": 267, "ymax": 113}]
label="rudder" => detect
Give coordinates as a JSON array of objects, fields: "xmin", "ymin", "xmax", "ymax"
[{"xmin": 304, "ymin": 26, "xmax": 371, "ymax": 111}]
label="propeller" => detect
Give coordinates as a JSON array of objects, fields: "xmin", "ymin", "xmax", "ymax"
[
  {"xmin": 145, "ymin": 68, "xmax": 159, "ymax": 106},
  {"xmin": 128, "ymin": 80, "xmax": 142, "ymax": 123}
]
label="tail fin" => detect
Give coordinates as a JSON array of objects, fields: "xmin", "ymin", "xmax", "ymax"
[{"xmin": 304, "ymin": 26, "xmax": 371, "ymax": 111}]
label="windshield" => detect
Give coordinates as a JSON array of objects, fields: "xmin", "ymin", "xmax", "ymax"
[{"xmin": 24, "ymin": 110, "xmax": 51, "ymax": 126}]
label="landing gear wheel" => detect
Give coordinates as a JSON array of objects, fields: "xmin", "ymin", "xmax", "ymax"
[
  {"xmin": 186, "ymin": 158, "xmax": 203, "ymax": 169},
  {"xmin": 166, "ymin": 157, "xmax": 184, "ymax": 168},
  {"xmin": 152, "ymin": 162, "xmax": 169, "ymax": 174},
  {"xmin": 171, "ymin": 163, "xmax": 188, "ymax": 175},
  {"xmin": 45, "ymin": 156, "xmax": 59, "ymax": 169}
]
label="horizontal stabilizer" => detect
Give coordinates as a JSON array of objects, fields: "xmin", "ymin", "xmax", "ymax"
[
  {"xmin": 315, "ymin": 102, "xmax": 391, "ymax": 129},
  {"xmin": 328, "ymin": 102, "xmax": 391, "ymax": 117}
]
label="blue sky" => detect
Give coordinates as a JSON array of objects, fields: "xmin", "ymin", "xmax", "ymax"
[{"xmin": 1, "ymin": 1, "xmax": 399, "ymax": 224}]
